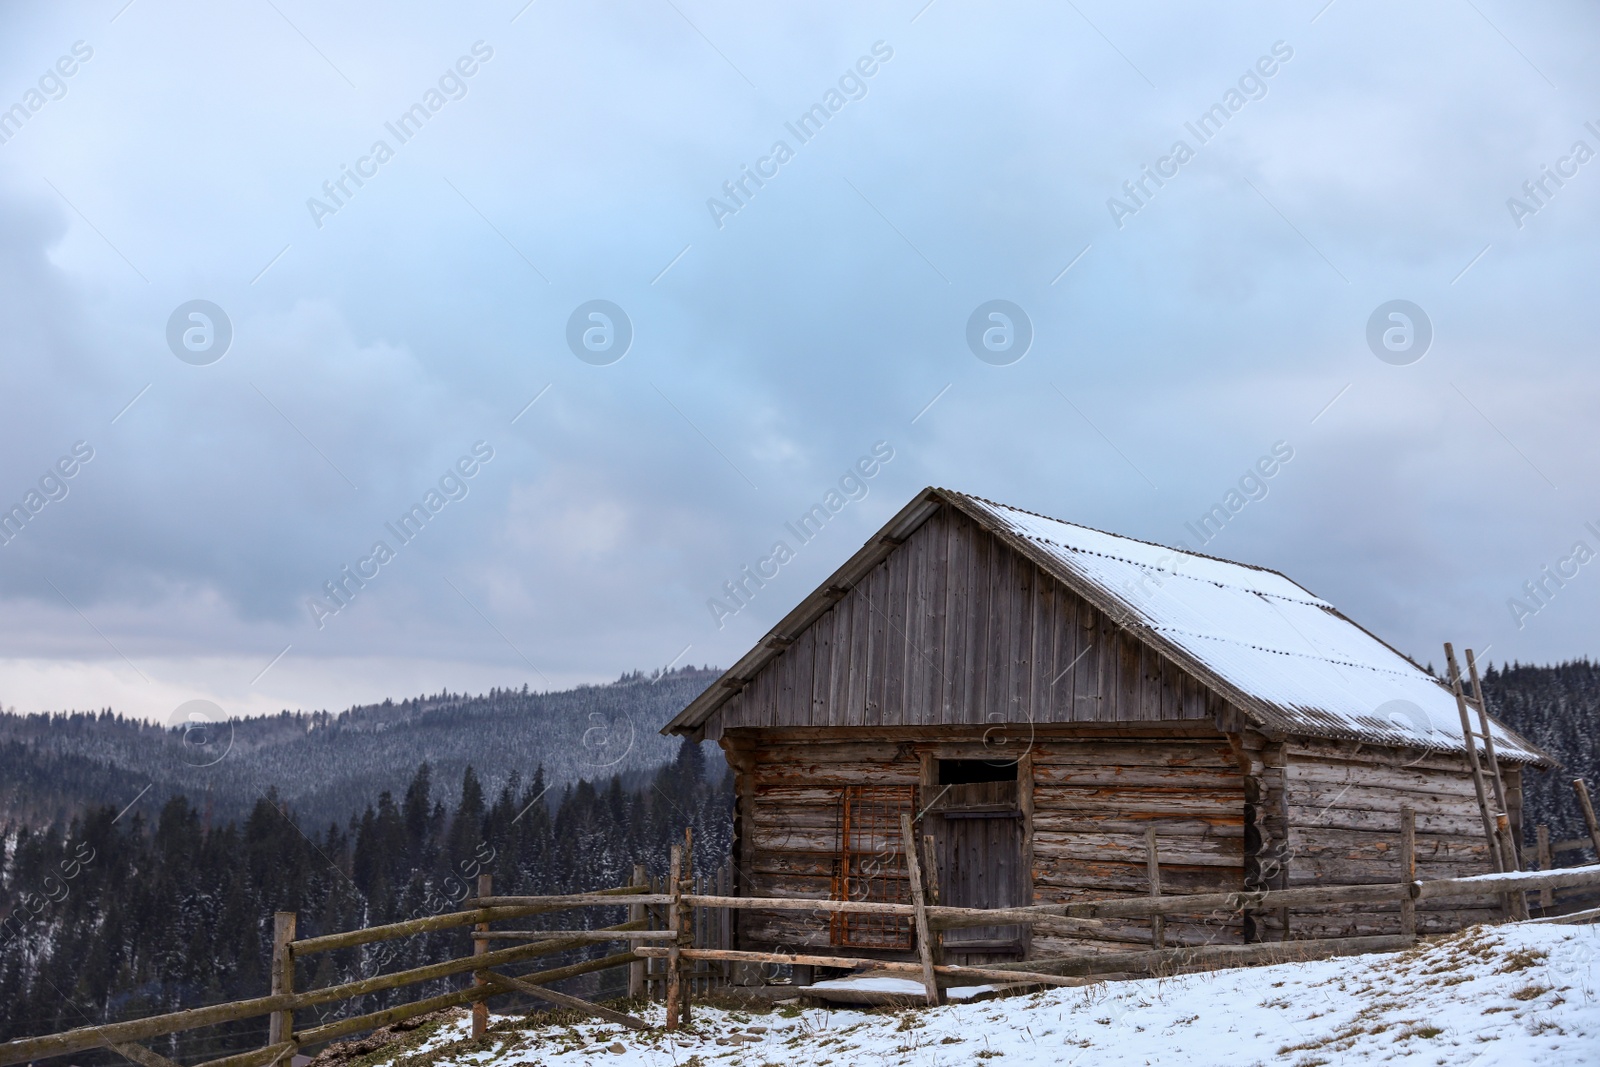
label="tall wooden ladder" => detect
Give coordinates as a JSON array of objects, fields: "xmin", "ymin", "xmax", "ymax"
[{"xmin": 1443, "ymin": 643, "xmax": 1526, "ymax": 919}]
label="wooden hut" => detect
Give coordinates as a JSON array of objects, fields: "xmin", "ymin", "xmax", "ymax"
[{"xmin": 664, "ymin": 487, "xmax": 1550, "ymax": 964}]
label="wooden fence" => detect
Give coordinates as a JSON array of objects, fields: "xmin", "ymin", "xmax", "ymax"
[
  {"xmin": 1, "ymin": 823, "xmax": 1598, "ymax": 1067},
  {"xmin": 638, "ymin": 858, "xmax": 736, "ymax": 1003}
]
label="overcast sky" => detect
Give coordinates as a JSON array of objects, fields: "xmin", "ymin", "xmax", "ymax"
[{"xmin": 1, "ymin": 0, "xmax": 1597, "ymax": 723}]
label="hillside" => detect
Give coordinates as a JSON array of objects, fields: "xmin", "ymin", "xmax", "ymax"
[
  {"xmin": 0, "ymin": 667, "xmax": 719, "ymax": 832},
  {"xmin": 0, "ymin": 741, "xmax": 734, "ymax": 1057},
  {"xmin": 319, "ymin": 921, "xmax": 1600, "ymax": 1067}
]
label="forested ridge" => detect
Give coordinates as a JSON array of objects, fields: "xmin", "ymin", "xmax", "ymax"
[
  {"xmin": 0, "ymin": 666, "xmax": 720, "ymax": 832},
  {"xmin": 0, "ymin": 744, "xmax": 732, "ymax": 1063},
  {"xmin": 1480, "ymin": 659, "xmax": 1600, "ymax": 843}
]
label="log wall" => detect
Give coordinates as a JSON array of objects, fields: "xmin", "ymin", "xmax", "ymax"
[
  {"xmin": 726, "ymin": 731, "xmax": 922, "ymax": 953},
  {"xmin": 1030, "ymin": 728, "xmax": 1248, "ymax": 956},
  {"xmin": 723, "ymin": 726, "xmax": 1250, "ymax": 959},
  {"xmin": 1277, "ymin": 739, "xmax": 1503, "ymax": 937}
]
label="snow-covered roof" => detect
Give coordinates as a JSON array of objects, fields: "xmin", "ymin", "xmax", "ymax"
[
  {"xmin": 958, "ymin": 492, "xmax": 1543, "ymax": 762},
  {"xmin": 667, "ymin": 487, "xmax": 1547, "ymax": 763}
]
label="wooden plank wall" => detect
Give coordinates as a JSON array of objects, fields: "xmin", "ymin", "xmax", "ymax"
[
  {"xmin": 1278, "ymin": 740, "xmax": 1500, "ymax": 937},
  {"xmin": 706, "ymin": 505, "xmax": 1224, "ymax": 739}
]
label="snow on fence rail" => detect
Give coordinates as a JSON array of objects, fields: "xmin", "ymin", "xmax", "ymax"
[{"xmin": 1, "ymin": 841, "xmax": 1597, "ymax": 1067}]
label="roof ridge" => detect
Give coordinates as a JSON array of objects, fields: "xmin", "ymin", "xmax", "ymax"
[
  {"xmin": 1008, "ymin": 530, "xmax": 1329, "ymax": 604},
  {"xmin": 940, "ymin": 487, "xmax": 1314, "ymax": 587}
]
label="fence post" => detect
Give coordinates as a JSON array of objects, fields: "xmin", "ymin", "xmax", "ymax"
[
  {"xmin": 1399, "ymin": 806, "xmax": 1416, "ymax": 942},
  {"xmin": 628, "ymin": 863, "xmax": 647, "ymax": 1000},
  {"xmin": 1575, "ymin": 779, "xmax": 1600, "ymax": 860},
  {"xmin": 681, "ymin": 827, "xmax": 694, "ymax": 1025},
  {"xmin": 1536, "ymin": 825, "xmax": 1553, "ymax": 913},
  {"xmin": 642, "ymin": 874, "xmax": 655, "ymax": 1002},
  {"xmin": 922, "ymin": 833, "xmax": 943, "ymax": 966},
  {"xmin": 718, "ymin": 860, "xmax": 732, "ymax": 988},
  {"xmin": 1144, "ymin": 827, "xmax": 1165, "ymax": 950},
  {"xmin": 665, "ymin": 846, "xmax": 682, "ymax": 1030},
  {"xmin": 1494, "ymin": 814, "xmax": 1528, "ymax": 920},
  {"xmin": 472, "ymin": 873, "xmax": 491, "ymax": 1039},
  {"xmin": 267, "ymin": 912, "xmax": 296, "ymax": 1065}
]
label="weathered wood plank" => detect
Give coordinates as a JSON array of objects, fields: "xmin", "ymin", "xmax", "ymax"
[
  {"xmin": 1035, "ymin": 863, "xmax": 1245, "ymax": 896},
  {"xmin": 966, "ymin": 518, "xmax": 992, "ymax": 726},
  {"xmin": 1287, "ymin": 803, "xmax": 1484, "ymax": 837},
  {"xmin": 748, "ymin": 738, "xmax": 921, "ymax": 761},
  {"xmin": 1031, "ymin": 813, "xmax": 1243, "ymax": 837},
  {"xmin": 805, "ymin": 605, "xmax": 830, "ymax": 728},
  {"xmin": 0, "ymin": 936, "xmax": 638, "ymax": 1067},
  {"xmin": 483, "ymin": 971, "xmax": 647, "ymax": 1030},
  {"xmin": 1286, "ymin": 785, "xmax": 1486, "ymax": 826},
  {"xmin": 849, "ymin": 563, "xmax": 874, "ymax": 726},
  {"xmin": 1285, "ymin": 740, "xmax": 1496, "ymax": 776},
  {"xmin": 1033, "ymin": 786, "xmax": 1245, "ymax": 816},
  {"xmin": 744, "ymin": 872, "xmax": 837, "ymax": 898},
  {"xmin": 1032, "ymin": 916, "xmax": 1246, "ymax": 953},
  {"xmin": 749, "ymin": 826, "xmax": 840, "ymax": 853},
  {"xmin": 750, "ymin": 808, "xmax": 846, "ymax": 833},
  {"xmin": 111, "ymin": 1043, "xmax": 186, "ymax": 1067},
  {"xmin": 1287, "ymin": 827, "xmax": 1490, "ymax": 861},
  {"xmin": 865, "ymin": 561, "xmax": 889, "ymax": 728},
  {"xmin": 1031, "ymin": 741, "xmax": 1240, "ymax": 768},
  {"xmin": 895, "ymin": 528, "xmax": 921, "ymax": 727},
  {"xmin": 925, "ymin": 507, "xmax": 950, "ymax": 725},
  {"xmin": 791, "ymin": 622, "xmax": 816, "ymax": 729},
  {"xmin": 1033, "ymin": 830, "xmax": 1243, "ymax": 866},
  {"xmin": 1285, "ymin": 760, "xmax": 1481, "ymax": 797},
  {"xmin": 1032, "ymin": 764, "xmax": 1246, "ymax": 788},
  {"xmin": 753, "ymin": 784, "xmax": 846, "ymax": 804}
]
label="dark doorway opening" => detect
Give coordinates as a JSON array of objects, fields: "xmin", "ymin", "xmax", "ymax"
[{"xmin": 937, "ymin": 758, "xmax": 1019, "ymax": 785}]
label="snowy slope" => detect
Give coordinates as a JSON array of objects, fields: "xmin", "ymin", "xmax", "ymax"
[{"xmin": 347, "ymin": 923, "xmax": 1599, "ymax": 1067}]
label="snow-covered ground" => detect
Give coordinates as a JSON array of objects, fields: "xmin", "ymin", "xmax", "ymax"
[{"xmin": 349, "ymin": 922, "xmax": 1599, "ymax": 1067}]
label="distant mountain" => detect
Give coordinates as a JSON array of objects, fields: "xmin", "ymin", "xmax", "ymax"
[{"xmin": 0, "ymin": 666, "xmax": 720, "ymax": 834}]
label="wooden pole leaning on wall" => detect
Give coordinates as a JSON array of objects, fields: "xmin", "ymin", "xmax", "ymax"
[
  {"xmin": 1444, "ymin": 643, "xmax": 1504, "ymax": 874},
  {"xmin": 628, "ymin": 863, "xmax": 647, "ymax": 1000},
  {"xmin": 267, "ymin": 912, "xmax": 296, "ymax": 1066},
  {"xmin": 472, "ymin": 874, "xmax": 491, "ymax": 1039},
  {"xmin": 1144, "ymin": 826, "xmax": 1165, "ymax": 950},
  {"xmin": 899, "ymin": 814, "xmax": 941, "ymax": 1007},
  {"xmin": 665, "ymin": 845, "xmax": 683, "ymax": 1031},
  {"xmin": 1466, "ymin": 650, "xmax": 1513, "ymax": 847},
  {"xmin": 1575, "ymin": 779, "xmax": 1600, "ymax": 861},
  {"xmin": 1399, "ymin": 806, "xmax": 1416, "ymax": 942}
]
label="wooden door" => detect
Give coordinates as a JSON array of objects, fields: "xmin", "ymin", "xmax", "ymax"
[{"xmin": 933, "ymin": 781, "xmax": 1025, "ymax": 959}]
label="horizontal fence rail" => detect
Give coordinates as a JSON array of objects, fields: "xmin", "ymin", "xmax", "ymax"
[{"xmin": 2, "ymin": 840, "xmax": 1597, "ymax": 1067}]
